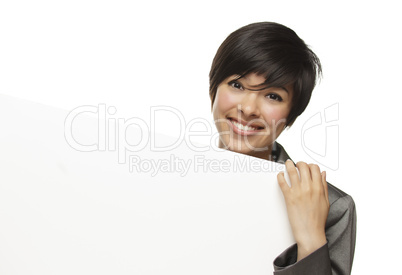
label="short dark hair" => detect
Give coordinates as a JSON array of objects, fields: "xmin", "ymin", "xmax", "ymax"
[{"xmin": 209, "ymin": 22, "xmax": 322, "ymax": 127}]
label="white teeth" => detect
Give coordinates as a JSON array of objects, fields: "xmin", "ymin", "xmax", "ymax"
[{"xmin": 232, "ymin": 120, "xmax": 257, "ymax": 131}]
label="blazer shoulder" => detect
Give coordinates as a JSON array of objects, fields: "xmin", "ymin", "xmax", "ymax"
[
  {"xmin": 326, "ymin": 182, "xmax": 356, "ymax": 233},
  {"xmin": 327, "ymin": 182, "xmax": 355, "ymax": 207}
]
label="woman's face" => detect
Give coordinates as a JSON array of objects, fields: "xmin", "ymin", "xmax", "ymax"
[{"xmin": 212, "ymin": 73, "xmax": 293, "ymax": 160}]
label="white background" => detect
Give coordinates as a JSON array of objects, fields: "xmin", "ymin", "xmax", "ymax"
[{"xmin": 1, "ymin": 0, "xmax": 401, "ymax": 273}]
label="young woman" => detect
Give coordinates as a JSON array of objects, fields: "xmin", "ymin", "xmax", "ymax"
[{"xmin": 209, "ymin": 22, "xmax": 356, "ymax": 274}]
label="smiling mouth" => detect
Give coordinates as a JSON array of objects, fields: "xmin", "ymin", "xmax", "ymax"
[{"xmin": 227, "ymin": 118, "xmax": 264, "ymax": 136}]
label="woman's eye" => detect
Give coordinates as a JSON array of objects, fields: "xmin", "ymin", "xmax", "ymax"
[
  {"xmin": 229, "ymin": 81, "xmax": 243, "ymax": 90},
  {"xmin": 266, "ymin": 93, "xmax": 283, "ymax": 101}
]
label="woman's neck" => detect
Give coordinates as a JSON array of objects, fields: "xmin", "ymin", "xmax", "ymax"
[{"xmin": 218, "ymin": 141, "xmax": 274, "ymax": 161}]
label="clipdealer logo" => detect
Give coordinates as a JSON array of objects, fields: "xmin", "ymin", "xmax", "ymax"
[
  {"xmin": 64, "ymin": 103, "xmax": 340, "ymax": 172},
  {"xmin": 301, "ymin": 103, "xmax": 339, "ymax": 171},
  {"xmin": 64, "ymin": 104, "xmax": 224, "ymax": 164}
]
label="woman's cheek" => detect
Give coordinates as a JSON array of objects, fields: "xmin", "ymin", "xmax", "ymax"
[
  {"xmin": 263, "ymin": 106, "xmax": 289, "ymax": 127},
  {"xmin": 215, "ymin": 89, "xmax": 238, "ymax": 113}
]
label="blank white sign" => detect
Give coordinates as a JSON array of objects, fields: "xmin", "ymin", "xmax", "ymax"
[{"xmin": 0, "ymin": 95, "xmax": 294, "ymax": 275}]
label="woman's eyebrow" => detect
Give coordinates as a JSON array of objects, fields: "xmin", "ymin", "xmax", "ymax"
[
  {"xmin": 243, "ymin": 83, "xmax": 290, "ymax": 93},
  {"xmin": 239, "ymin": 76, "xmax": 289, "ymax": 93},
  {"xmin": 279, "ymin": 86, "xmax": 289, "ymax": 93},
  {"xmin": 233, "ymin": 76, "xmax": 290, "ymax": 93}
]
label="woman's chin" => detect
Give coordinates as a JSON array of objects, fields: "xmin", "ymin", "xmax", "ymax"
[
  {"xmin": 224, "ymin": 142, "xmax": 269, "ymax": 159},
  {"xmin": 219, "ymin": 139, "xmax": 269, "ymax": 157},
  {"xmin": 227, "ymin": 143, "xmax": 257, "ymax": 155}
]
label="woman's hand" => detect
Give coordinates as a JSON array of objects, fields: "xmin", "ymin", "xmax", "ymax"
[{"xmin": 277, "ymin": 160, "xmax": 330, "ymax": 261}]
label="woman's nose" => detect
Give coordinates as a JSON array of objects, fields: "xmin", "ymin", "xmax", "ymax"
[{"xmin": 238, "ymin": 93, "xmax": 260, "ymax": 118}]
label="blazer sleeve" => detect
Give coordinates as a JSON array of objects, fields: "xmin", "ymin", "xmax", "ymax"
[{"xmin": 273, "ymin": 194, "xmax": 357, "ymax": 275}]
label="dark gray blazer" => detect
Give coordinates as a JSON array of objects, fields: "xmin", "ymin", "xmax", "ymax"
[{"xmin": 272, "ymin": 143, "xmax": 357, "ymax": 275}]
